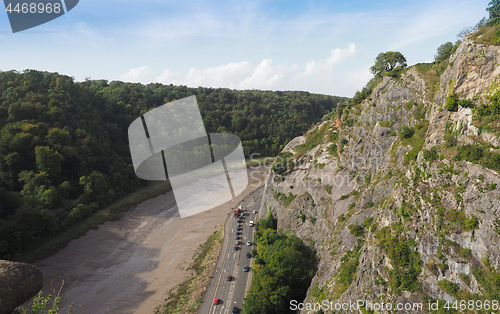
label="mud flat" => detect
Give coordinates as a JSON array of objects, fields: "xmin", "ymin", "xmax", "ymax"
[{"xmin": 35, "ymin": 165, "xmax": 269, "ymax": 313}]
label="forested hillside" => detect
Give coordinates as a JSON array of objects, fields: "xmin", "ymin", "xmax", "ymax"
[{"xmin": 0, "ymin": 70, "xmax": 344, "ymax": 260}]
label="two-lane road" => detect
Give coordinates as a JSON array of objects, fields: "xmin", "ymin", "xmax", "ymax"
[{"xmin": 199, "ymin": 187, "xmax": 263, "ymax": 314}]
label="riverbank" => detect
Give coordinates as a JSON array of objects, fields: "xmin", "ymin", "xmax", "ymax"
[{"xmin": 34, "ymin": 165, "xmax": 269, "ymax": 313}]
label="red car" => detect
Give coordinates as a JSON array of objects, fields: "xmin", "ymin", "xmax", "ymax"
[
  {"xmin": 214, "ymin": 298, "xmax": 220, "ymax": 305},
  {"xmin": 227, "ymin": 275, "xmax": 232, "ymax": 281}
]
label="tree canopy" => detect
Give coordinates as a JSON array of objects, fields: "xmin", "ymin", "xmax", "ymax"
[
  {"xmin": 370, "ymin": 51, "xmax": 407, "ymax": 76},
  {"xmin": 434, "ymin": 42, "xmax": 455, "ymax": 63},
  {"xmin": 487, "ymin": 0, "xmax": 500, "ymax": 21}
]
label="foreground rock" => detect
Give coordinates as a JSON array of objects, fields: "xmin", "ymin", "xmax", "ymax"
[{"xmin": 0, "ymin": 260, "xmax": 43, "ymax": 314}]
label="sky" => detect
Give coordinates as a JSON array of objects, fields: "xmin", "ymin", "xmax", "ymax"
[{"xmin": 0, "ymin": 0, "xmax": 491, "ymax": 97}]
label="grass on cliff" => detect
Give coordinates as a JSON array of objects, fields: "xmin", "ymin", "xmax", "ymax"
[
  {"xmin": 400, "ymin": 120, "xmax": 429, "ymax": 164},
  {"xmin": 471, "ymin": 22, "xmax": 500, "ymax": 45},
  {"xmin": 414, "ymin": 62, "xmax": 448, "ymax": 102}
]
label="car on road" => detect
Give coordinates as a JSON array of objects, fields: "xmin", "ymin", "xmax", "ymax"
[
  {"xmin": 232, "ymin": 306, "xmax": 239, "ymax": 313},
  {"xmin": 214, "ymin": 298, "xmax": 220, "ymax": 305},
  {"xmin": 247, "ymin": 241, "xmax": 252, "ymax": 246},
  {"xmin": 246, "ymin": 252, "xmax": 251, "ymax": 258},
  {"xmin": 249, "ymin": 220, "xmax": 254, "ymax": 227},
  {"xmin": 227, "ymin": 275, "xmax": 232, "ymax": 281},
  {"xmin": 243, "ymin": 265, "xmax": 249, "ymax": 272},
  {"xmin": 234, "ymin": 245, "xmax": 238, "ymax": 251},
  {"xmin": 235, "ymin": 235, "xmax": 240, "ymax": 240},
  {"xmin": 236, "ymin": 231, "xmax": 241, "ymax": 235},
  {"xmin": 235, "ymin": 241, "xmax": 240, "ymax": 245},
  {"xmin": 253, "ymin": 209, "xmax": 257, "ymax": 214}
]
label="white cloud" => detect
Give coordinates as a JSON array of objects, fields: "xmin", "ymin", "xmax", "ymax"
[
  {"xmin": 120, "ymin": 66, "xmax": 155, "ymax": 83},
  {"xmin": 120, "ymin": 44, "xmax": 363, "ymax": 96},
  {"xmin": 303, "ymin": 43, "xmax": 357, "ymax": 76}
]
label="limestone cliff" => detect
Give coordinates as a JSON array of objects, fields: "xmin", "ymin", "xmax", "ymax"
[{"xmin": 259, "ymin": 35, "xmax": 500, "ymax": 313}]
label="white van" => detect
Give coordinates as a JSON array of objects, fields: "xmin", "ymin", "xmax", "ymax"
[{"xmin": 249, "ymin": 221, "xmax": 254, "ymax": 227}]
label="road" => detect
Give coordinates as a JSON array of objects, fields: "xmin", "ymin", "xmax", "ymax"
[{"xmin": 198, "ymin": 186, "xmax": 263, "ymax": 314}]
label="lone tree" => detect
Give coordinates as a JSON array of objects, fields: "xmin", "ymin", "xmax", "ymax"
[
  {"xmin": 487, "ymin": 0, "xmax": 500, "ymax": 21},
  {"xmin": 370, "ymin": 51, "xmax": 407, "ymax": 76},
  {"xmin": 434, "ymin": 42, "xmax": 454, "ymax": 63}
]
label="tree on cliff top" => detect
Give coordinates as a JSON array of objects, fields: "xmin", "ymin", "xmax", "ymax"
[
  {"xmin": 370, "ymin": 51, "xmax": 407, "ymax": 76},
  {"xmin": 487, "ymin": 0, "xmax": 500, "ymax": 21}
]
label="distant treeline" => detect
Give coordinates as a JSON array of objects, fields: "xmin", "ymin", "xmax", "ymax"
[{"xmin": 0, "ymin": 69, "xmax": 344, "ymax": 259}]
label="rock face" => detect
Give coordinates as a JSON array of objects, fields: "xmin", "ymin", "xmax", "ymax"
[
  {"xmin": 259, "ymin": 34, "xmax": 500, "ymax": 313},
  {"xmin": 0, "ymin": 260, "xmax": 43, "ymax": 314}
]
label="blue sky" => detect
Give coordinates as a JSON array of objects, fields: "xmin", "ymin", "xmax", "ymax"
[{"xmin": 0, "ymin": 0, "xmax": 490, "ymax": 97}]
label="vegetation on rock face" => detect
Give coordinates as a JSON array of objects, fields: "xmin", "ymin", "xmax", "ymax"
[{"xmin": 375, "ymin": 226, "xmax": 422, "ymax": 294}]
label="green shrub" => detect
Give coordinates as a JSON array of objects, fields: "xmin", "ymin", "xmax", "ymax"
[
  {"xmin": 328, "ymin": 143, "xmax": 338, "ymax": 157},
  {"xmin": 487, "ymin": 183, "xmax": 498, "ymax": 190},
  {"xmin": 444, "ymin": 133, "xmax": 457, "ymax": 147},
  {"xmin": 445, "ymin": 95, "xmax": 458, "ymax": 111},
  {"xmin": 375, "ymin": 226, "xmax": 422, "ymax": 294},
  {"xmin": 348, "ymin": 224, "xmax": 365, "ymax": 237},
  {"xmin": 458, "ymin": 99, "xmax": 474, "ymax": 108},
  {"xmin": 455, "ymin": 144, "xmax": 484, "ymax": 163},
  {"xmin": 423, "ymin": 148, "xmax": 438, "ymax": 161},
  {"xmin": 363, "ymin": 217, "xmax": 374, "ymax": 228},
  {"xmin": 482, "ymin": 150, "xmax": 500, "ymax": 172},
  {"xmin": 438, "ymin": 280, "xmax": 460, "ymax": 296},
  {"xmin": 325, "ymin": 185, "xmax": 333, "ymax": 194},
  {"xmin": 338, "ymin": 214, "xmax": 346, "ymax": 222},
  {"xmin": 398, "ymin": 126, "xmax": 414, "ymax": 139},
  {"xmin": 463, "ymin": 216, "xmax": 479, "ymax": 231}
]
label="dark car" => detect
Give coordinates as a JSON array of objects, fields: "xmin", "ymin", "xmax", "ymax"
[
  {"xmin": 246, "ymin": 252, "xmax": 251, "ymax": 258},
  {"xmin": 235, "ymin": 235, "xmax": 240, "ymax": 240},
  {"xmin": 243, "ymin": 265, "xmax": 249, "ymax": 272},
  {"xmin": 234, "ymin": 245, "xmax": 238, "ymax": 251},
  {"xmin": 232, "ymin": 306, "xmax": 239, "ymax": 313}
]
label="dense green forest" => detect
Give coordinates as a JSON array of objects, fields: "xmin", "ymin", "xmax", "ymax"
[{"xmin": 0, "ymin": 70, "xmax": 344, "ymax": 260}]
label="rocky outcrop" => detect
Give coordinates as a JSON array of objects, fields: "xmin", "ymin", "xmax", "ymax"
[
  {"xmin": 259, "ymin": 34, "xmax": 500, "ymax": 313},
  {"xmin": 0, "ymin": 260, "xmax": 43, "ymax": 314}
]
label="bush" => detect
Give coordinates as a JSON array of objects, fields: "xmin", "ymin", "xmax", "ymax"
[
  {"xmin": 464, "ymin": 216, "xmax": 479, "ymax": 231},
  {"xmin": 444, "ymin": 133, "xmax": 457, "ymax": 147},
  {"xmin": 423, "ymin": 148, "xmax": 438, "ymax": 161},
  {"xmin": 398, "ymin": 126, "xmax": 414, "ymax": 139},
  {"xmin": 445, "ymin": 95, "xmax": 458, "ymax": 111},
  {"xmin": 455, "ymin": 144, "xmax": 484, "ymax": 163},
  {"xmin": 438, "ymin": 280, "xmax": 460, "ymax": 296},
  {"xmin": 458, "ymin": 99, "xmax": 474, "ymax": 108},
  {"xmin": 348, "ymin": 224, "xmax": 365, "ymax": 237},
  {"xmin": 434, "ymin": 42, "xmax": 455, "ymax": 63}
]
